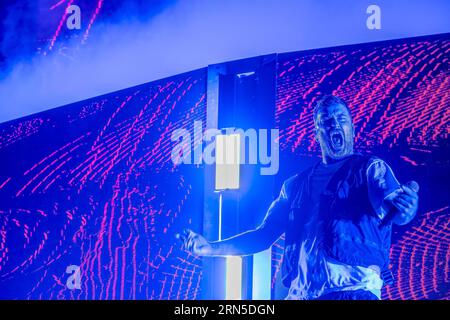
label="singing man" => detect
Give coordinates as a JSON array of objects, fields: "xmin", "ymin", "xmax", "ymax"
[{"xmin": 179, "ymin": 95, "xmax": 419, "ymax": 300}]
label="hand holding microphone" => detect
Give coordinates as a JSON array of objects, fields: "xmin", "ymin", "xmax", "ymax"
[{"xmin": 382, "ymin": 180, "xmax": 419, "ymax": 226}]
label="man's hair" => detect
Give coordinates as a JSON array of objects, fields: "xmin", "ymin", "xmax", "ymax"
[{"xmin": 313, "ymin": 95, "xmax": 351, "ymax": 124}]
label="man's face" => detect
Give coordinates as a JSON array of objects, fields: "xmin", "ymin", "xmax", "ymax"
[{"xmin": 315, "ymin": 103, "xmax": 354, "ymax": 160}]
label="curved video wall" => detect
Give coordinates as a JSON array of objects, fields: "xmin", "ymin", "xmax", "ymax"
[{"xmin": 0, "ymin": 34, "xmax": 448, "ymax": 300}]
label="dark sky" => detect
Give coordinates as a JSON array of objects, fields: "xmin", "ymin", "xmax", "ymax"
[
  {"xmin": 0, "ymin": 0, "xmax": 176, "ymax": 72},
  {"xmin": 0, "ymin": 0, "xmax": 448, "ymax": 122}
]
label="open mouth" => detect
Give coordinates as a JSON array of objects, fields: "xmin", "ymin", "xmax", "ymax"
[{"xmin": 330, "ymin": 130, "xmax": 344, "ymax": 149}]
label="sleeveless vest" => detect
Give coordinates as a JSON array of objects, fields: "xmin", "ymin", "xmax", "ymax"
[{"xmin": 281, "ymin": 154, "xmax": 392, "ymax": 287}]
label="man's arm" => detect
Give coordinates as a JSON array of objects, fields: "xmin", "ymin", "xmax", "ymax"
[
  {"xmin": 180, "ymin": 223, "xmax": 284, "ymax": 257},
  {"xmin": 178, "ymin": 178, "xmax": 293, "ymax": 256},
  {"xmin": 386, "ymin": 181, "xmax": 419, "ymax": 225},
  {"xmin": 367, "ymin": 159, "xmax": 419, "ymax": 226}
]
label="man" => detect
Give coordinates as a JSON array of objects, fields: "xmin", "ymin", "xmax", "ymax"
[{"xmin": 179, "ymin": 95, "xmax": 419, "ymax": 300}]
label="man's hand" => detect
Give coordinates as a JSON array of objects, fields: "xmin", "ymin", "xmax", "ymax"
[
  {"xmin": 176, "ymin": 229, "xmax": 213, "ymax": 256},
  {"xmin": 390, "ymin": 180, "xmax": 419, "ymax": 225}
]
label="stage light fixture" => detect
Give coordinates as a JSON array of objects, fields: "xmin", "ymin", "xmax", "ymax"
[{"xmin": 215, "ymin": 132, "xmax": 243, "ymax": 300}]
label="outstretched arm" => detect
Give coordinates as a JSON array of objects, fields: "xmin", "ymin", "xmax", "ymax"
[
  {"xmin": 179, "ymin": 221, "xmax": 284, "ymax": 257},
  {"xmin": 177, "ymin": 179, "xmax": 292, "ymax": 256}
]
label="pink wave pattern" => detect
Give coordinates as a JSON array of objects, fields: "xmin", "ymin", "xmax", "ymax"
[{"xmin": 0, "ymin": 70, "xmax": 207, "ymax": 299}]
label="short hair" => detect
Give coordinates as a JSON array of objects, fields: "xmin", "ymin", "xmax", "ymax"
[{"xmin": 313, "ymin": 95, "xmax": 351, "ymax": 124}]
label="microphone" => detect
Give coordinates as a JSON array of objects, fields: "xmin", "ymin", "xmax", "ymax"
[
  {"xmin": 380, "ymin": 180, "xmax": 419, "ymax": 227},
  {"xmin": 407, "ymin": 180, "xmax": 420, "ymax": 194}
]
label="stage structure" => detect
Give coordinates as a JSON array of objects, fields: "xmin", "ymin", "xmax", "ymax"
[{"xmin": 0, "ymin": 33, "xmax": 448, "ymax": 300}]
